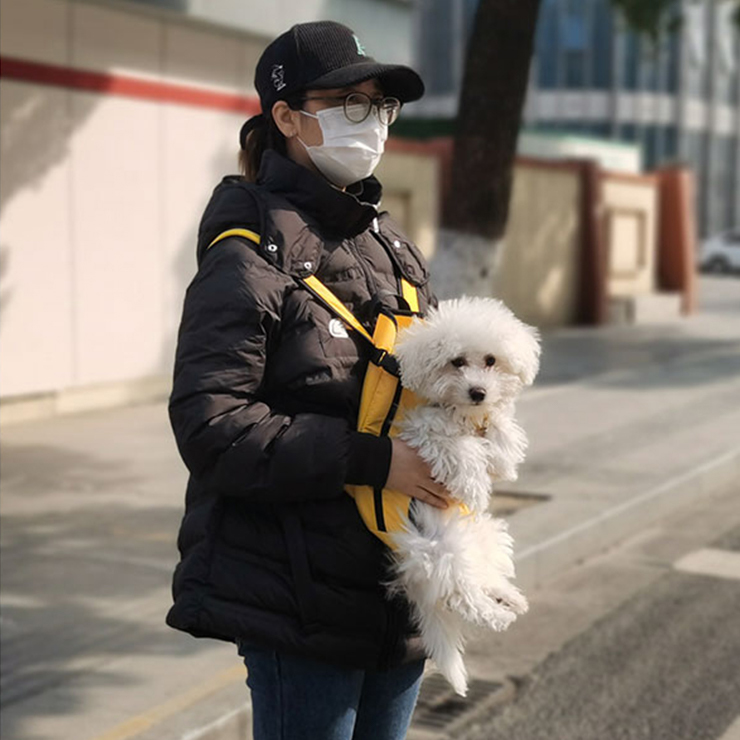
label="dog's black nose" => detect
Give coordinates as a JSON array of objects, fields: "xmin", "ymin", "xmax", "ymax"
[{"xmin": 468, "ymin": 387, "xmax": 486, "ymax": 403}]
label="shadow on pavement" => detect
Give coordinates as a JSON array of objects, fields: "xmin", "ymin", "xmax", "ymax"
[
  {"xmin": 535, "ymin": 331, "xmax": 740, "ymax": 389},
  {"xmin": 0, "ymin": 441, "xmax": 199, "ymax": 740}
]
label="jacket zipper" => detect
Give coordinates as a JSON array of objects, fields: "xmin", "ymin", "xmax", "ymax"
[
  {"xmin": 368, "ymin": 230, "xmax": 407, "ymax": 299},
  {"xmin": 346, "ymin": 237, "xmax": 379, "ymax": 312}
]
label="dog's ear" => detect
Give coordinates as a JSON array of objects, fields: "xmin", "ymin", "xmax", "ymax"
[
  {"xmin": 514, "ymin": 323, "xmax": 542, "ymax": 386},
  {"xmin": 394, "ymin": 318, "xmax": 448, "ymax": 394}
]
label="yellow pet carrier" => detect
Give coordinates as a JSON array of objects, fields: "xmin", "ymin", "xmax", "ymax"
[{"xmin": 207, "ymin": 228, "xmax": 463, "ymax": 548}]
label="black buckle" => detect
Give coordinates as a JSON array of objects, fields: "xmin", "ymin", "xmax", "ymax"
[
  {"xmin": 371, "ymin": 347, "xmax": 401, "ymax": 377},
  {"xmin": 368, "ymin": 293, "xmax": 400, "ymax": 323},
  {"xmin": 368, "ymin": 291, "xmax": 420, "ymax": 320}
]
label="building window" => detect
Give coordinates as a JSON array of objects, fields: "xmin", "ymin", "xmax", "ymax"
[
  {"xmin": 713, "ymin": 136, "xmax": 735, "ymax": 233},
  {"xmin": 732, "ymin": 34, "xmax": 740, "ymax": 105},
  {"xmin": 683, "ymin": 132, "xmax": 709, "ymax": 236},
  {"xmin": 727, "ymin": 138, "xmax": 738, "ymax": 229},
  {"xmin": 729, "ymin": 139, "xmax": 739, "ymax": 228},
  {"xmin": 685, "ymin": 3, "xmax": 708, "ymax": 69},
  {"xmin": 643, "ymin": 125, "xmax": 660, "ymax": 169},
  {"xmin": 589, "ymin": 122, "xmax": 612, "ymax": 138},
  {"xmin": 592, "ymin": 0, "xmax": 613, "ymax": 89},
  {"xmin": 619, "ymin": 123, "xmax": 638, "ymax": 142},
  {"xmin": 556, "ymin": 120, "xmax": 587, "ymax": 134},
  {"xmin": 642, "ymin": 48, "xmax": 660, "ymax": 92},
  {"xmin": 464, "ymin": 0, "xmax": 480, "ymax": 42},
  {"xmin": 420, "ymin": 0, "xmax": 456, "ymax": 95},
  {"xmin": 666, "ymin": 30, "xmax": 680, "ymax": 94},
  {"xmin": 623, "ymin": 31, "xmax": 640, "ymax": 91},
  {"xmin": 663, "ymin": 125, "xmax": 678, "ymax": 160},
  {"xmin": 536, "ymin": 0, "xmax": 560, "ymax": 88},
  {"xmin": 684, "ymin": 2, "xmax": 709, "ymax": 99},
  {"xmin": 712, "ymin": 2, "xmax": 738, "ymax": 106},
  {"xmin": 561, "ymin": 0, "xmax": 587, "ymax": 87}
]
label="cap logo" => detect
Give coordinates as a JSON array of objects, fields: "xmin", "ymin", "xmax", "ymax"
[
  {"xmin": 353, "ymin": 34, "xmax": 366, "ymax": 56},
  {"xmin": 271, "ymin": 64, "xmax": 286, "ymax": 91}
]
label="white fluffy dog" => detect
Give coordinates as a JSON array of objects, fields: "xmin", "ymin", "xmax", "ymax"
[{"xmin": 386, "ymin": 296, "xmax": 541, "ymax": 696}]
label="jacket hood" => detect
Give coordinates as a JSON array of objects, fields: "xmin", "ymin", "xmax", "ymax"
[{"xmin": 196, "ymin": 177, "xmax": 262, "ymax": 266}]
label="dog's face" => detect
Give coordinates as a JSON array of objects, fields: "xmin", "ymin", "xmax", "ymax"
[
  {"xmin": 394, "ymin": 296, "xmax": 541, "ymax": 413},
  {"xmin": 417, "ymin": 346, "xmax": 525, "ymax": 411}
]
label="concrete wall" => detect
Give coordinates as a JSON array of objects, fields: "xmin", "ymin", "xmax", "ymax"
[
  {"xmin": 377, "ymin": 136, "xmax": 666, "ymax": 330},
  {"xmin": 655, "ymin": 165, "xmax": 698, "ymax": 315},
  {"xmin": 0, "ymin": 0, "xmax": 427, "ymax": 420},
  {"xmin": 383, "ymin": 139, "xmax": 591, "ymax": 330},
  {"xmin": 494, "ymin": 160, "xmax": 661, "ymax": 329},
  {"xmin": 494, "ymin": 161, "xmax": 583, "ymax": 328},
  {"xmin": 376, "ymin": 146, "xmax": 439, "ymax": 260},
  {"xmin": 601, "ymin": 173, "xmax": 659, "ymax": 298}
]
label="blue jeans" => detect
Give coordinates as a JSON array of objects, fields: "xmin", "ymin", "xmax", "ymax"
[{"xmin": 237, "ymin": 642, "xmax": 425, "ymax": 740}]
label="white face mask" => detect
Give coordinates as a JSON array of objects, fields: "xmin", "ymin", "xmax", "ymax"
[{"xmin": 298, "ymin": 106, "xmax": 388, "ymax": 188}]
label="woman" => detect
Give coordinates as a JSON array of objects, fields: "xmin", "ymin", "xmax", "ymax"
[{"xmin": 166, "ymin": 20, "xmax": 453, "ymax": 740}]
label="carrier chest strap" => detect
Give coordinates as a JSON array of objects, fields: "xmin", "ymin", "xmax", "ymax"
[
  {"xmin": 302, "ymin": 275, "xmax": 374, "ymax": 344},
  {"xmin": 206, "ymin": 228, "xmax": 418, "ymax": 350}
]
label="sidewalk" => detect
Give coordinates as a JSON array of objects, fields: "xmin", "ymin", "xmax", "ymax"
[{"xmin": 1, "ymin": 276, "xmax": 738, "ymax": 740}]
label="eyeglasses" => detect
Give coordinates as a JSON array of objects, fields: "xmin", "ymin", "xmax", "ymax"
[{"xmin": 298, "ymin": 92, "xmax": 402, "ymax": 126}]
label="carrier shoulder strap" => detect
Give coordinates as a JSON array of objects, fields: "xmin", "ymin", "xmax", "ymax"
[
  {"xmin": 206, "ymin": 227, "xmax": 418, "ymax": 348},
  {"xmin": 401, "ymin": 279, "xmax": 419, "ymax": 312},
  {"xmin": 207, "ymin": 227, "xmax": 262, "ymax": 248}
]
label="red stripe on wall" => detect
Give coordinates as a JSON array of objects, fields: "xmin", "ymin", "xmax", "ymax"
[{"xmin": 0, "ymin": 55, "xmax": 261, "ymax": 115}]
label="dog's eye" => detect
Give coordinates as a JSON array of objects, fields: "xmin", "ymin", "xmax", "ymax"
[
  {"xmin": 451, "ymin": 356, "xmax": 467, "ymax": 368},
  {"xmin": 485, "ymin": 355, "xmax": 496, "ymax": 367}
]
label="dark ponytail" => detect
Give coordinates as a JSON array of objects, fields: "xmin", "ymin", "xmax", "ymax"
[{"xmin": 238, "ymin": 97, "xmax": 303, "ymax": 182}]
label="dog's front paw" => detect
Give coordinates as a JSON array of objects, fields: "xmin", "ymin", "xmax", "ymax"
[
  {"xmin": 487, "ymin": 456, "xmax": 519, "ymax": 483},
  {"xmin": 440, "ymin": 590, "xmax": 473, "ymax": 620},
  {"xmin": 440, "ymin": 586, "xmax": 524, "ymax": 630},
  {"xmin": 484, "ymin": 585, "xmax": 529, "ymax": 617}
]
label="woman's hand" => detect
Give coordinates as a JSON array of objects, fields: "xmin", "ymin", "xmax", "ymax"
[{"xmin": 386, "ymin": 439, "xmax": 453, "ymax": 509}]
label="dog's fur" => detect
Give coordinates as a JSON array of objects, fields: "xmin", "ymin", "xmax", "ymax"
[{"xmin": 386, "ymin": 296, "xmax": 541, "ymax": 695}]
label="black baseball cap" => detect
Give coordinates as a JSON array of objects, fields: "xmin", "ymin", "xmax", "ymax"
[{"xmin": 240, "ymin": 21, "xmax": 424, "ymax": 148}]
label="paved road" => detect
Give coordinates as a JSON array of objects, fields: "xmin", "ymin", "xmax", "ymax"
[
  {"xmin": 454, "ymin": 485, "xmax": 740, "ymax": 740},
  {"xmin": 698, "ymin": 272, "xmax": 739, "ymax": 314}
]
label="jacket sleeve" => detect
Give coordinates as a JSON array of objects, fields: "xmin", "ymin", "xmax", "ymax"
[{"xmin": 169, "ymin": 239, "xmax": 389, "ymax": 502}]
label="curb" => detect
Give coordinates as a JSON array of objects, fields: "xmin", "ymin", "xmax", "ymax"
[{"xmin": 514, "ymin": 446, "xmax": 740, "ymax": 593}]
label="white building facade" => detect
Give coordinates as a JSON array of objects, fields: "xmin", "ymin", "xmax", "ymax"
[{"xmin": 0, "ymin": 0, "xmax": 416, "ymax": 413}]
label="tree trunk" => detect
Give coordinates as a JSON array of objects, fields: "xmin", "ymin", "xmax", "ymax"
[{"xmin": 432, "ymin": 0, "xmax": 541, "ymax": 298}]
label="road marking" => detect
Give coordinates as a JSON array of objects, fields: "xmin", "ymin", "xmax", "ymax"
[
  {"xmin": 719, "ymin": 715, "xmax": 740, "ymax": 740},
  {"xmin": 674, "ymin": 548, "xmax": 740, "ymax": 581},
  {"xmin": 87, "ymin": 664, "xmax": 245, "ymax": 740},
  {"xmin": 181, "ymin": 705, "xmax": 246, "ymax": 740}
]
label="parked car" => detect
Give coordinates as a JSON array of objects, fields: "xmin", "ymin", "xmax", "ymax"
[{"xmin": 697, "ymin": 230, "xmax": 740, "ymax": 274}]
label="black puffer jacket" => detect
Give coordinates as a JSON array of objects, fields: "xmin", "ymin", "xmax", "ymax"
[{"xmin": 166, "ymin": 150, "xmax": 437, "ymax": 670}]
